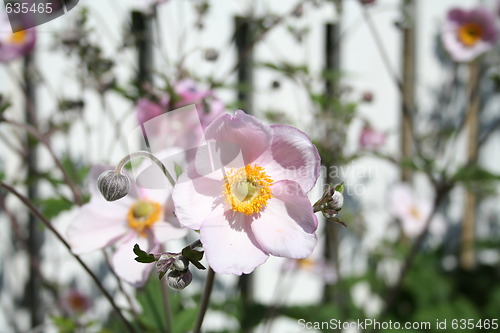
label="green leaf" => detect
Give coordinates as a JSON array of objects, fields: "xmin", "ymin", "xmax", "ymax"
[
  {"xmin": 182, "ymin": 247, "xmax": 206, "ymax": 270},
  {"xmin": 37, "ymin": 197, "xmax": 73, "ymax": 220},
  {"xmin": 452, "ymin": 165, "xmax": 500, "ymax": 184},
  {"xmin": 174, "ymin": 162, "xmax": 183, "ymax": 179},
  {"xmin": 335, "ymin": 182, "xmax": 344, "ymax": 193},
  {"xmin": 133, "ymin": 244, "xmax": 156, "ymax": 263}
]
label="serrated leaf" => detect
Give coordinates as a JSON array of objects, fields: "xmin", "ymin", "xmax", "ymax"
[{"xmin": 133, "ymin": 244, "xmax": 156, "ymax": 263}]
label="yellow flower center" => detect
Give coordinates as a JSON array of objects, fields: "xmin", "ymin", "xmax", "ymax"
[
  {"xmin": 409, "ymin": 205, "xmax": 421, "ymax": 220},
  {"xmin": 9, "ymin": 31, "xmax": 26, "ymax": 45},
  {"xmin": 127, "ymin": 199, "xmax": 162, "ymax": 237},
  {"xmin": 458, "ymin": 22, "xmax": 483, "ymax": 47},
  {"xmin": 223, "ymin": 164, "xmax": 273, "ymax": 215},
  {"xmin": 297, "ymin": 258, "xmax": 315, "ymax": 270}
]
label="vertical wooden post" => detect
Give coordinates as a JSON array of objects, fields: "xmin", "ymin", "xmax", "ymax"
[
  {"xmin": 323, "ymin": 21, "xmax": 341, "ymax": 304},
  {"xmin": 234, "ymin": 16, "xmax": 255, "ymax": 330},
  {"xmin": 132, "ymin": 11, "xmax": 153, "ymax": 87},
  {"xmin": 234, "ymin": 16, "xmax": 254, "ymax": 114},
  {"xmin": 461, "ymin": 62, "xmax": 479, "ymax": 270},
  {"xmin": 23, "ymin": 50, "xmax": 43, "ymax": 328},
  {"xmin": 400, "ymin": 0, "xmax": 416, "ymax": 182},
  {"xmin": 132, "ymin": 10, "xmax": 153, "ymax": 149}
]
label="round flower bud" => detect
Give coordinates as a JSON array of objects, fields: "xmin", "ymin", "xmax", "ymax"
[
  {"xmin": 97, "ymin": 170, "xmax": 131, "ymax": 202},
  {"xmin": 167, "ymin": 270, "xmax": 193, "ymax": 290},
  {"xmin": 329, "ymin": 191, "xmax": 344, "ymax": 212},
  {"xmin": 204, "ymin": 48, "xmax": 219, "ymax": 61},
  {"xmin": 172, "ymin": 257, "xmax": 190, "ymax": 272}
]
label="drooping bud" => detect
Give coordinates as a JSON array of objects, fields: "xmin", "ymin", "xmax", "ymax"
[
  {"xmin": 97, "ymin": 170, "xmax": 131, "ymax": 201},
  {"xmin": 314, "ymin": 183, "xmax": 346, "ymax": 226},
  {"xmin": 167, "ymin": 269, "xmax": 193, "ymax": 290},
  {"xmin": 172, "ymin": 257, "xmax": 190, "ymax": 272}
]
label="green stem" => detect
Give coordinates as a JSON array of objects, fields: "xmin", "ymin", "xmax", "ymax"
[
  {"xmin": 115, "ymin": 150, "xmax": 175, "ymax": 187},
  {"xmin": 193, "ymin": 267, "xmax": 216, "ymax": 333},
  {"xmin": 0, "ymin": 181, "xmax": 136, "ymax": 333},
  {"xmin": 160, "ymin": 277, "xmax": 174, "ymax": 333}
]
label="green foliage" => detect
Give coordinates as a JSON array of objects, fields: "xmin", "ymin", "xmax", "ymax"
[
  {"xmin": 36, "ymin": 197, "xmax": 73, "ymax": 220},
  {"xmin": 133, "ymin": 244, "xmax": 156, "ymax": 263},
  {"xmin": 181, "ymin": 246, "xmax": 206, "ymax": 270},
  {"xmin": 131, "ymin": 277, "xmax": 198, "ymax": 333}
]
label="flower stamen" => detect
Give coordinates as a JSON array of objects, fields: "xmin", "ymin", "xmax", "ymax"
[
  {"xmin": 127, "ymin": 200, "xmax": 162, "ymax": 237},
  {"xmin": 223, "ymin": 164, "xmax": 273, "ymax": 215},
  {"xmin": 458, "ymin": 22, "xmax": 483, "ymax": 47},
  {"xmin": 9, "ymin": 31, "xmax": 26, "ymax": 45}
]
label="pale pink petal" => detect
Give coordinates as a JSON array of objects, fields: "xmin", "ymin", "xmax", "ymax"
[
  {"xmin": 172, "ymin": 170, "xmax": 224, "ymax": 229},
  {"xmin": 203, "ymin": 110, "xmax": 272, "ymax": 166},
  {"xmin": 136, "ymin": 98, "xmax": 164, "ymax": 127},
  {"xmin": 151, "ymin": 196, "xmax": 188, "ymax": 241},
  {"xmin": 67, "ymin": 199, "xmax": 130, "ymax": 254},
  {"xmin": 389, "ymin": 183, "xmax": 414, "ymax": 219},
  {"xmin": 251, "ymin": 180, "xmax": 317, "ymax": 258},
  {"xmin": 112, "ymin": 233, "xmax": 156, "ymax": 287},
  {"xmin": 254, "ymin": 125, "xmax": 320, "ymax": 193},
  {"xmin": 200, "ymin": 206, "xmax": 268, "ymax": 275}
]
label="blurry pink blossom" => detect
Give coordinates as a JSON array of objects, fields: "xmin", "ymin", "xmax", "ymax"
[
  {"xmin": 173, "ymin": 111, "xmax": 320, "ymax": 275},
  {"xmin": 0, "ymin": 15, "xmax": 36, "ymax": 63},
  {"xmin": 359, "ymin": 124, "xmax": 386, "ymax": 150},
  {"xmin": 67, "ymin": 165, "xmax": 187, "ymax": 287},
  {"xmin": 283, "ymin": 258, "xmax": 337, "ymax": 284},
  {"xmin": 442, "ymin": 7, "xmax": 499, "ymax": 62},
  {"xmin": 389, "ymin": 184, "xmax": 446, "ymax": 238},
  {"xmin": 60, "ymin": 288, "xmax": 92, "ymax": 315},
  {"xmin": 136, "ymin": 79, "xmax": 224, "ymax": 129}
]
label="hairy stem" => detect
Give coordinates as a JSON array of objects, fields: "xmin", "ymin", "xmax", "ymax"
[{"xmin": 115, "ymin": 151, "xmax": 175, "ymax": 187}]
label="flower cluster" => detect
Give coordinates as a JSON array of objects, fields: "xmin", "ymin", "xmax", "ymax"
[{"xmin": 67, "ymin": 109, "xmax": 324, "ymax": 286}]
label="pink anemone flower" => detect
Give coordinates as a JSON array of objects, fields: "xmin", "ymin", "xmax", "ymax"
[
  {"xmin": 136, "ymin": 79, "xmax": 224, "ymax": 129},
  {"xmin": 389, "ymin": 184, "xmax": 445, "ymax": 238},
  {"xmin": 359, "ymin": 124, "xmax": 386, "ymax": 150},
  {"xmin": 67, "ymin": 165, "xmax": 187, "ymax": 287},
  {"xmin": 442, "ymin": 7, "xmax": 499, "ymax": 63},
  {"xmin": 0, "ymin": 15, "xmax": 36, "ymax": 63},
  {"xmin": 172, "ymin": 111, "xmax": 320, "ymax": 275}
]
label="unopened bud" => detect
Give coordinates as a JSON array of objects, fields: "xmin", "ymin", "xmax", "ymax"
[
  {"xmin": 204, "ymin": 48, "xmax": 219, "ymax": 61},
  {"xmin": 156, "ymin": 254, "xmax": 175, "ymax": 275},
  {"xmin": 167, "ymin": 270, "xmax": 193, "ymax": 290},
  {"xmin": 97, "ymin": 170, "xmax": 131, "ymax": 201},
  {"xmin": 329, "ymin": 191, "xmax": 344, "ymax": 211},
  {"xmin": 172, "ymin": 257, "xmax": 190, "ymax": 272}
]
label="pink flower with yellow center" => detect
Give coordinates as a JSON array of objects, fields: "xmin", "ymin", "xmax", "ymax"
[
  {"xmin": 0, "ymin": 15, "xmax": 36, "ymax": 63},
  {"xmin": 67, "ymin": 165, "xmax": 187, "ymax": 287},
  {"xmin": 389, "ymin": 184, "xmax": 445, "ymax": 238},
  {"xmin": 172, "ymin": 111, "xmax": 320, "ymax": 275},
  {"xmin": 442, "ymin": 7, "xmax": 499, "ymax": 62}
]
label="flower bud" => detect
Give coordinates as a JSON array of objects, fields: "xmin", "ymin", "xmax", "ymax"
[
  {"xmin": 97, "ymin": 170, "xmax": 131, "ymax": 201},
  {"xmin": 329, "ymin": 191, "xmax": 344, "ymax": 212},
  {"xmin": 204, "ymin": 48, "xmax": 219, "ymax": 61},
  {"xmin": 167, "ymin": 270, "xmax": 193, "ymax": 290},
  {"xmin": 156, "ymin": 254, "xmax": 175, "ymax": 275},
  {"xmin": 172, "ymin": 257, "xmax": 190, "ymax": 272}
]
